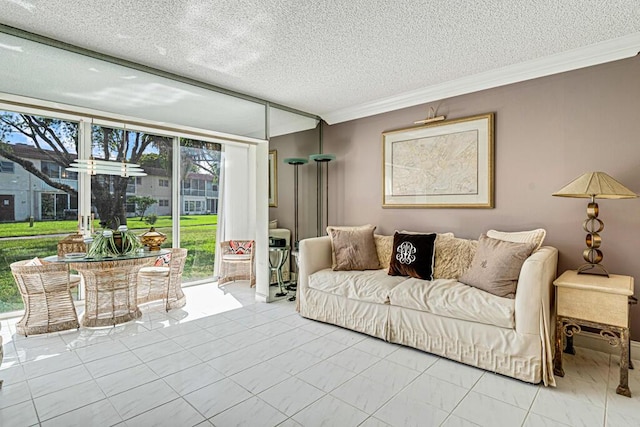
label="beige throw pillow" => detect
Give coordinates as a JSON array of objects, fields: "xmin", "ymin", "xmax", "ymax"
[
  {"xmin": 374, "ymin": 235, "xmax": 394, "ymax": 270},
  {"xmin": 328, "ymin": 225, "xmax": 380, "ymax": 271},
  {"xmin": 459, "ymin": 234, "xmax": 536, "ymax": 299},
  {"xmin": 433, "ymin": 235, "xmax": 478, "ymax": 279},
  {"xmin": 486, "ymin": 228, "xmax": 546, "ymax": 251}
]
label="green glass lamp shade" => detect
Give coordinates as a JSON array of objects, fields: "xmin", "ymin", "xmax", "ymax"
[
  {"xmin": 284, "ymin": 157, "xmax": 308, "ymax": 165},
  {"xmin": 309, "ymin": 154, "xmax": 336, "ymax": 162}
]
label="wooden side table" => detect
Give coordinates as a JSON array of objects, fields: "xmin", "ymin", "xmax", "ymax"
[{"xmin": 553, "ymin": 270, "xmax": 634, "ymax": 397}]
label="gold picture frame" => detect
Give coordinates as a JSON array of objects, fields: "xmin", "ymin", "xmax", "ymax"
[
  {"xmin": 382, "ymin": 113, "xmax": 494, "ymax": 208},
  {"xmin": 269, "ymin": 150, "xmax": 278, "ymax": 207}
]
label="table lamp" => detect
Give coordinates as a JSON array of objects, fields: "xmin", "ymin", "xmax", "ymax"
[{"xmin": 553, "ymin": 171, "xmax": 637, "ymax": 276}]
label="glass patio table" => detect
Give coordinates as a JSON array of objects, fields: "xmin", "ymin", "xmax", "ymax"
[{"xmin": 43, "ymin": 250, "xmax": 169, "ymax": 327}]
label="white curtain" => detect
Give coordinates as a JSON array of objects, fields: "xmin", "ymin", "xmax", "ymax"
[
  {"xmin": 213, "ymin": 151, "xmax": 226, "ymax": 280},
  {"xmin": 213, "ymin": 144, "xmax": 254, "ymax": 279}
]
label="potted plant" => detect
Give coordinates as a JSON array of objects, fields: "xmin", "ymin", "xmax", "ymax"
[{"xmin": 87, "ymin": 223, "xmax": 143, "ymax": 257}]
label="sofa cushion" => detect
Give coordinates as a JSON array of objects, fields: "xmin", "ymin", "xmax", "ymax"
[
  {"xmin": 308, "ymin": 268, "xmax": 407, "ymax": 304},
  {"xmin": 459, "ymin": 234, "xmax": 536, "ymax": 299},
  {"xmin": 487, "ymin": 228, "xmax": 546, "ymax": 251},
  {"xmin": 388, "ymin": 278, "xmax": 515, "ymax": 329},
  {"xmin": 433, "ymin": 235, "xmax": 478, "ymax": 280},
  {"xmin": 374, "ymin": 234, "xmax": 394, "ymax": 270},
  {"xmin": 328, "ymin": 225, "xmax": 380, "ymax": 271},
  {"xmin": 388, "ymin": 232, "xmax": 436, "ymax": 280}
]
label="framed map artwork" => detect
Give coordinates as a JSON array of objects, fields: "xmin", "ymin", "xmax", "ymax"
[{"xmin": 382, "ymin": 113, "xmax": 494, "ymax": 208}]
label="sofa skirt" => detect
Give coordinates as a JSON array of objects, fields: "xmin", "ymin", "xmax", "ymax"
[
  {"xmin": 387, "ymin": 305, "xmax": 543, "ymax": 384},
  {"xmin": 300, "ymin": 287, "xmax": 389, "ymax": 341},
  {"xmin": 300, "ymin": 287, "xmax": 544, "ymax": 384}
]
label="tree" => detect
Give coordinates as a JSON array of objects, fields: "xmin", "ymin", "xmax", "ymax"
[
  {"xmin": 0, "ymin": 113, "xmax": 78, "ymax": 196},
  {"xmin": 180, "ymin": 138, "xmax": 221, "ymax": 183},
  {"xmin": 0, "ymin": 111, "xmax": 172, "ymax": 228},
  {"xmin": 128, "ymin": 195, "xmax": 157, "ymax": 220}
]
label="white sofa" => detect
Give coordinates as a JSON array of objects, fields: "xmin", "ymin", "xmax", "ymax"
[{"xmin": 297, "ymin": 235, "xmax": 559, "ymax": 385}]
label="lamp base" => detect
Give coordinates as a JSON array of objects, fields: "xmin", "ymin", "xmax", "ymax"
[{"xmin": 577, "ymin": 263, "xmax": 609, "ymax": 277}]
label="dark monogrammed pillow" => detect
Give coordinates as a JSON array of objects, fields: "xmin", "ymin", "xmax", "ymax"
[{"xmin": 388, "ymin": 232, "xmax": 437, "ymax": 280}]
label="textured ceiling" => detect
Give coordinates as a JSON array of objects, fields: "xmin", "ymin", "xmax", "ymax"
[{"xmin": 1, "ymin": 0, "xmax": 640, "ymax": 123}]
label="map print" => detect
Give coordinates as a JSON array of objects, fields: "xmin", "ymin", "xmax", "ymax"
[{"xmin": 391, "ymin": 130, "xmax": 478, "ymax": 196}]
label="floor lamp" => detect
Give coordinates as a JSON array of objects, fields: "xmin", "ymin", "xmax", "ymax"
[
  {"xmin": 310, "ymin": 154, "xmax": 335, "ymax": 235},
  {"xmin": 283, "ymin": 157, "xmax": 308, "ymax": 249},
  {"xmin": 283, "ymin": 157, "xmax": 308, "ymax": 301}
]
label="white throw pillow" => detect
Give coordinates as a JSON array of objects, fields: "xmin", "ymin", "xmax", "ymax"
[
  {"xmin": 269, "ymin": 219, "xmax": 278, "ymax": 229},
  {"xmin": 486, "ymin": 228, "xmax": 546, "ymax": 251},
  {"xmin": 24, "ymin": 257, "xmax": 43, "ymax": 266}
]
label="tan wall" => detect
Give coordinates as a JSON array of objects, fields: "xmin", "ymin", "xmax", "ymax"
[
  {"xmin": 269, "ymin": 127, "xmax": 320, "ymax": 244},
  {"xmin": 323, "ymin": 57, "xmax": 640, "ymax": 339}
]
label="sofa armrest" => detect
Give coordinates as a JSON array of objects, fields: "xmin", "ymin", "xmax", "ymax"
[
  {"xmin": 298, "ymin": 236, "xmax": 332, "ymax": 290},
  {"xmin": 514, "ymin": 246, "xmax": 558, "ymax": 335}
]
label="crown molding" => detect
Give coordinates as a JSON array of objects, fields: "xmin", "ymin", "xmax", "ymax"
[{"xmin": 322, "ymin": 32, "xmax": 640, "ymax": 125}]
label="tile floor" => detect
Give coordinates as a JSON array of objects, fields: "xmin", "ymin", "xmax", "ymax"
[{"xmin": 1, "ymin": 282, "xmax": 639, "ymax": 427}]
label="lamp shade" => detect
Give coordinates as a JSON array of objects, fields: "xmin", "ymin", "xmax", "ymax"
[
  {"xmin": 309, "ymin": 154, "xmax": 336, "ymax": 162},
  {"xmin": 552, "ymin": 172, "xmax": 637, "ymax": 199},
  {"xmin": 283, "ymin": 157, "xmax": 308, "ymax": 165}
]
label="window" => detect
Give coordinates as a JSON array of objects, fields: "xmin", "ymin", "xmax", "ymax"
[
  {"xmin": 136, "ymin": 177, "xmax": 142, "ymax": 185},
  {"xmin": 159, "ymin": 179, "xmax": 169, "ymax": 187},
  {"xmin": 41, "ymin": 161, "xmax": 60, "ymax": 179},
  {"xmin": 41, "ymin": 160, "xmax": 77, "ymax": 180},
  {"xmin": 0, "ymin": 161, "xmax": 14, "ymax": 173},
  {"xmin": 159, "ymin": 199, "xmax": 169, "ymax": 207}
]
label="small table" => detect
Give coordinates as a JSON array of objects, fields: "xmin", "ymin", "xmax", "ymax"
[
  {"xmin": 269, "ymin": 246, "xmax": 290, "ymax": 297},
  {"xmin": 553, "ymin": 270, "xmax": 634, "ymax": 397},
  {"xmin": 288, "ymin": 250, "xmax": 300, "ymax": 302},
  {"xmin": 44, "ymin": 250, "xmax": 168, "ymax": 327}
]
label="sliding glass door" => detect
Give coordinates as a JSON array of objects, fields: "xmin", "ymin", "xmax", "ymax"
[
  {"xmin": 178, "ymin": 139, "xmax": 221, "ymax": 282},
  {"xmin": 0, "ymin": 108, "xmax": 81, "ymax": 312},
  {"xmin": 89, "ymin": 123, "xmax": 173, "ymax": 234}
]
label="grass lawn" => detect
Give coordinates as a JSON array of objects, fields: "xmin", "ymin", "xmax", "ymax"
[
  {"xmin": 0, "ymin": 215, "xmax": 216, "ymax": 238},
  {"xmin": 0, "ymin": 215, "xmax": 218, "ymax": 313}
]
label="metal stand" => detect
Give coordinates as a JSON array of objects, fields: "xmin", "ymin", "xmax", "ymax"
[
  {"xmin": 269, "ymin": 246, "xmax": 290, "ymax": 297},
  {"xmin": 288, "ymin": 250, "xmax": 299, "ymax": 301},
  {"xmin": 554, "ymin": 315, "xmax": 631, "ymax": 397}
]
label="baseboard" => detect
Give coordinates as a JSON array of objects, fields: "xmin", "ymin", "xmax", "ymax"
[{"xmin": 573, "ymin": 331, "xmax": 639, "ymax": 360}]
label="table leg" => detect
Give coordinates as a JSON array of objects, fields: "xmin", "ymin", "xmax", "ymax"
[
  {"xmin": 616, "ymin": 328, "xmax": 632, "ymax": 397},
  {"xmin": 553, "ymin": 318, "xmax": 565, "ymax": 377},
  {"xmin": 564, "ymin": 335, "xmax": 576, "ymax": 355},
  {"xmin": 275, "ymin": 267, "xmax": 287, "ymax": 297},
  {"xmin": 630, "ymin": 335, "xmax": 634, "ymax": 370}
]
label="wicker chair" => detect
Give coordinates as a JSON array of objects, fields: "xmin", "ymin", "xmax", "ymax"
[
  {"xmin": 10, "ymin": 260, "xmax": 80, "ymax": 336},
  {"xmin": 218, "ymin": 240, "xmax": 255, "ymax": 287},
  {"xmin": 137, "ymin": 248, "xmax": 188, "ymax": 311}
]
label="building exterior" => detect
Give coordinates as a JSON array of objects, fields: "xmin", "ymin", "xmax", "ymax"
[{"xmin": 0, "ymin": 144, "xmax": 218, "ymax": 222}]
